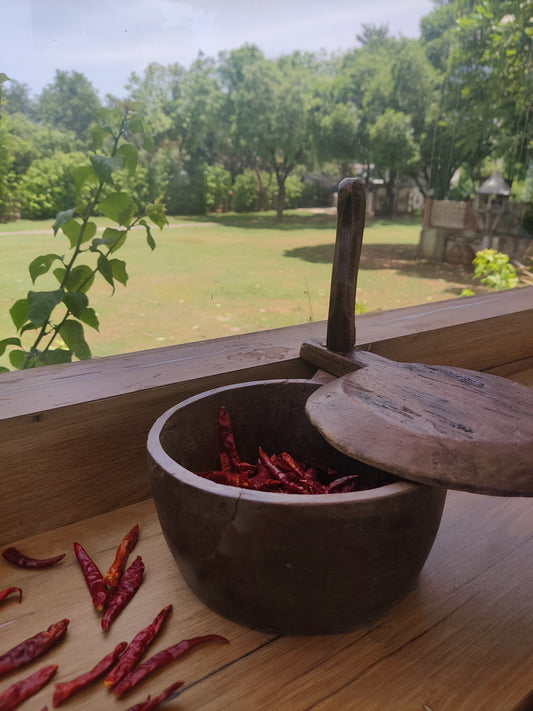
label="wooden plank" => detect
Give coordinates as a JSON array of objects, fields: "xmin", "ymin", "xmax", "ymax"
[
  {"xmin": 1, "ymin": 288, "xmax": 531, "ymax": 420},
  {"xmin": 1, "ymin": 288, "xmax": 531, "ymax": 544},
  {"xmin": 0, "ymin": 499, "xmax": 272, "ymax": 711},
  {"xmin": 0, "ymin": 358, "xmax": 313, "ymax": 546},
  {"xmin": 164, "ymin": 492, "xmax": 533, "ymax": 711},
  {"xmin": 0, "ymin": 491, "xmax": 531, "ymax": 711}
]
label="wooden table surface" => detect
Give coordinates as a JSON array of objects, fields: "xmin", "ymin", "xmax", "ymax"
[{"xmin": 1, "ymin": 490, "xmax": 531, "ymax": 711}]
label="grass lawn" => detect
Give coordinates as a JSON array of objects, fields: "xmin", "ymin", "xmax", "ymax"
[{"xmin": 0, "ymin": 210, "xmax": 479, "ymax": 361}]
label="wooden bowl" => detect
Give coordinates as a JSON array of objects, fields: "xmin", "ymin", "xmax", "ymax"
[{"xmin": 147, "ymin": 380, "xmax": 446, "ymax": 634}]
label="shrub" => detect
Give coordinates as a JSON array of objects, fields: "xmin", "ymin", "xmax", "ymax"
[
  {"xmin": 18, "ymin": 151, "xmax": 86, "ymax": 219},
  {"xmin": 283, "ymin": 174, "xmax": 305, "ymax": 209},
  {"xmin": 233, "ymin": 170, "xmax": 257, "ymax": 212},
  {"xmin": 473, "ymin": 249, "xmax": 519, "ymax": 290},
  {"xmin": 205, "ymin": 164, "xmax": 232, "ymax": 212},
  {"xmin": 165, "ymin": 162, "xmax": 208, "ymax": 215}
]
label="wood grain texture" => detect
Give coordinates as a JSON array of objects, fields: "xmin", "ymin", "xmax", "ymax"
[
  {"xmin": 305, "ymin": 348, "xmax": 533, "ymax": 496},
  {"xmin": 326, "ymin": 178, "xmax": 365, "ymax": 353},
  {"xmin": 1, "ymin": 288, "xmax": 531, "ymax": 420},
  {"xmin": 1, "ymin": 289, "xmax": 531, "ymax": 543},
  {"xmin": 0, "ymin": 493, "xmax": 530, "ymax": 711}
]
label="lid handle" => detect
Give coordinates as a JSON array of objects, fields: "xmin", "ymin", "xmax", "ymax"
[{"xmin": 326, "ymin": 178, "xmax": 366, "ymax": 353}]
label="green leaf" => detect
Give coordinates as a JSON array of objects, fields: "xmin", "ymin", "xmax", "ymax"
[
  {"xmin": 61, "ymin": 219, "xmax": 82, "ymax": 248},
  {"xmin": 9, "ymin": 349, "xmax": 28, "ymax": 370},
  {"xmin": 53, "ymin": 266, "xmax": 66, "ymax": 285},
  {"xmin": 10, "ymin": 298, "xmax": 29, "ymax": 330},
  {"xmin": 27, "ymin": 290, "xmax": 65, "ymax": 328},
  {"xmin": 98, "ymin": 192, "xmax": 136, "ymax": 226},
  {"xmin": 29, "ymin": 254, "xmax": 62, "ymax": 284},
  {"xmin": 61, "ymin": 264, "xmax": 94, "ymax": 293},
  {"xmin": 128, "ymin": 115, "xmax": 155, "ymax": 151},
  {"xmin": 20, "ymin": 322, "xmax": 36, "ymax": 336},
  {"xmin": 145, "ymin": 201, "xmax": 168, "ymax": 230},
  {"xmin": 0, "ymin": 337, "xmax": 21, "ymax": 357},
  {"xmin": 117, "ymin": 143, "xmax": 138, "ymax": 176},
  {"xmin": 145, "ymin": 223, "xmax": 156, "ymax": 251},
  {"xmin": 63, "ymin": 291, "xmax": 89, "ymax": 318},
  {"xmin": 41, "ymin": 348, "xmax": 73, "ymax": 366},
  {"xmin": 139, "ymin": 215, "xmax": 160, "ymax": 250},
  {"xmin": 53, "ymin": 209, "xmax": 77, "ymax": 236},
  {"xmin": 90, "ymin": 154, "xmax": 125, "ymax": 183},
  {"xmin": 92, "ymin": 124, "xmax": 113, "ymax": 151},
  {"xmin": 62, "ymin": 218, "xmax": 99, "ymax": 249},
  {"xmin": 91, "ymin": 227, "xmax": 127, "ymax": 253},
  {"xmin": 128, "ymin": 115, "xmax": 144, "ymax": 135},
  {"xmin": 110, "ymin": 259, "xmax": 128, "ymax": 286},
  {"xmin": 97, "ymin": 253, "xmax": 114, "ymax": 290},
  {"xmin": 79, "ymin": 307, "xmax": 99, "ymax": 331},
  {"xmin": 82, "ymin": 221, "xmax": 98, "ymax": 245},
  {"xmin": 59, "ymin": 320, "xmax": 91, "ymax": 360},
  {"xmin": 0, "ymin": 73, "xmax": 11, "ymax": 84},
  {"xmin": 73, "ymin": 165, "xmax": 99, "ymax": 194}
]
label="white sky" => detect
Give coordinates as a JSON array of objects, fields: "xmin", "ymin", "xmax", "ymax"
[{"xmin": 3, "ymin": 0, "xmax": 435, "ymax": 98}]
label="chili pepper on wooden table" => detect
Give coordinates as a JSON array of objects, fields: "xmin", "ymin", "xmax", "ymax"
[
  {"xmin": 0, "ymin": 664, "xmax": 57, "ymax": 711},
  {"xmin": 124, "ymin": 680, "xmax": 185, "ymax": 711},
  {"xmin": 2, "ymin": 547, "xmax": 65, "ymax": 569},
  {"xmin": 105, "ymin": 605, "xmax": 172, "ymax": 689},
  {"xmin": 102, "ymin": 555, "xmax": 144, "ymax": 632},
  {"xmin": 52, "ymin": 640, "xmax": 127, "ymax": 707},
  {"xmin": 103, "ymin": 524, "xmax": 139, "ymax": 589},
  {"xmin": 0, "ymin": 619, "xmax": 69, "ymax": 678},
  {"xmin": 113, "ymin": 634, "xmax": 229, "ymax": 698},
  {"xmin": 73, "ymin": 542, "xmax": 108, "ymax": 611},
  {"xmin": 0, "ymin": 587, "xmax": 22, "ymax": 605}
]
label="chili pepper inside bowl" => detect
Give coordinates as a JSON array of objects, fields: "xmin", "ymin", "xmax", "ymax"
[{"xmin": 147, "ymin": 379, "xmax": 446, "ymax": 635}]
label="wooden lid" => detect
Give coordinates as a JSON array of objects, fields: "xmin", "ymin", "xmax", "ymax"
[{"xmin": 305, "ymin": 349, "xmax": 533, "ymax": 497}]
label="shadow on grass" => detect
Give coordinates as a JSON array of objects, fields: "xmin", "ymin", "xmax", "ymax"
[
  {"xmin": 186, "ymin": 211, "xmax": 337, "ymax": 231},
  {"xmin": 185, "ymin": 212, "xmax": 424, "ymax": 232},
  {"xmin": 285, "ymin": 242, "xmax": 476, "ymax": 290}
]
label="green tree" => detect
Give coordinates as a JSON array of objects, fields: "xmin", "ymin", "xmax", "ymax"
[
  {"xmin": 224, "ymin": 49, "xmax": 315, "ymax": 219},
  {"xmin": 369, "ymin": 109, "xmax": 420, "ymax": 215},
  {"xmin": 450, "ymin": 0, "xmax": 533, "ymax": 184},
  {"xmin": 124, "ymin": 62, "xmax": 184, "ymax": 140},
  {"xmin": 0, "ymin": 114, "xmax": 19, "ymax": 221},
  {"xmin": 35, "ymin": 70, "xmax": 101, "ymax": 144},
  {"xmin": 2, "ymin": 79, "xmax": 34, "ymax": 115}
]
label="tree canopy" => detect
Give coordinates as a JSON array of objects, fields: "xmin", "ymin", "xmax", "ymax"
[{"xmin": 1, "ymin": 0, "xmax": 531, "ymax": 220}]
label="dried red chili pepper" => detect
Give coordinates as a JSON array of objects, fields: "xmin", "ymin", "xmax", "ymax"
[
  {"xmin": 73, "ymin": 542, "xmax": 108, "ymax": 611},
  {"xmin": 0, "ymin": 664, "xmax": 57, "ymax": 711},
  {"xmin": 101, "ymin": 555, "xmax": 144, "ymax": 632},
  {"xmin": 105, "ymin": 605, "xmax": 172, "ymax": 689},
  {"xmin": 52, "ymin": 640, "xmax": 127, "ymax": 707},
  {"xmin": 0, "ymin": 618, "xmax": 69, "ymax": 678},
  {"xmin": 326, "ymin": 474, "xmax": 361, "ymax": 493},
  {"xmin": 197, "ymin": 406, "xmax": 371, "ymax": 495},
  {"xmin": 2, "ymin": 546, "xmax": 65, "ymax": 569},
  {"xmin": 124, "ymin": 680, "xmax": 185, "ymax": 711},
  {"xmin": 113, "ymin": 634, "xmax": 229, "ymax": 698},
  {"xmin": 0, "ymin": 587, "xmax": 23, "ymax": 605},
  {"xmin": 103, "ymin": 524, "xmax": 140, "ymax": 589},
  {"xmin": 218, "ymin": 405, "xmax": 242, "ymax": 469}
]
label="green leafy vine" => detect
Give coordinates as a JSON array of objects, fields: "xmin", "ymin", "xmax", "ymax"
[{"xmin": 0, "ymin": 103, "xmax": 167, "ymax": 370}]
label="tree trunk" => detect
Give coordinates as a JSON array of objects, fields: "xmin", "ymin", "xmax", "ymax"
[
  {"xmin": 384, "ymin": 179, "xmax": 395, "ymax": 217},
  {"xmin": 276, "ymin": 176, "xmax": 286, "ymax": 221}
]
